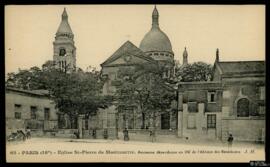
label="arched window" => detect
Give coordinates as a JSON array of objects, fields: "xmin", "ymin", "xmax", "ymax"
[
  {"xmin": 59, "ymin": 48, "xmax": 66, "ymax": 56},
  {"xmin": 237, "ymin": 98, "xmax": 250, "ymax": 117}
]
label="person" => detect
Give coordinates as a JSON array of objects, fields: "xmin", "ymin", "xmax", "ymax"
[
  {"xmin": 149, "ymin": 130, "xmax": 153, "ymax": 142},
  {"xmin": 92, "ymin": 129, "xmax": 97, "ymax": 139},
  {"xmin": 73, "ymin": 131, "xmax": 79, "ymax": 139},
  {"xmin": 26, "ymin": 126, "xmax": 31, "ymax": 139},
  {"xmin": 149, "ymin": 129, "xmax": 156, "ymax": 142},
  {"xmin": 123, "ymin": 128, "xmax": 129, "ymax": 141},
  {"xmin": 17, "ymin": 130, "xmax": 26, "ymax": 141},
  {"xmin": 227, "ymin": 133, "xmax": 234, "ymax": 148},
  {"xmin": 104, "ymin": 129, "xmax": 108, "ymax": 139}
]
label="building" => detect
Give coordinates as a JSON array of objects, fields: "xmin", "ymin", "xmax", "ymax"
[
  {"xmin": 177, "ymin": 53, "xmax": 265, "ymax": 142},
  {"xmin": 213, "ymin": 55, "xmax": 265, "ymax": 142},
  {"xmin": 97, "ymin": 6, "xmax": 186, "ymax": 136},
  {"xmin": 6, "ymin": 87, "xmax": 58, "ymax": 136},
  {"xmin": 53, "ymin": 8, "xmax": 76, "ymax": 72},
  {"xmin": 177, "ymin": 82, "xmax": 223, "ymax": 140}
]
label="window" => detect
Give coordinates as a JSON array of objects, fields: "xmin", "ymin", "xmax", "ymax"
[
  {"xmin": 237, "ymin": 98, "xmax": 249, "ymax": 117},
  {"xmin": 30, "ymin": 106, "xmax": 37, "ymax": 119},
  {"xmin": 15, "ymin": 104, "xmax": 21, "ymax": 109},
  {"xmin": 59, "ymin": 48, "xmax": 66, "ymax": 56},
  {"xmin": 208, "ymin": 91, "xmax": 216, "ymax": 102},
  {"xmin": 207, "ymin": 114, "xmax": 216, "ymax": 128},
  {"xmin": 15, "ymin": 112, "xmax": 21, "ymax": 119},
  {"xmin": 188, "ymin": 102, "xmax": 198, "ymax": 112},
  {"xmin": 14, "ymin": 104, "xmax": 22, "ymax": 117},
  {"xmin": 211, "ymin": 94, "xmax": 215, "ymax": 102},
  {"xmin": 44, "ymin": 108, "xmax": 50, "ymax": 120}
]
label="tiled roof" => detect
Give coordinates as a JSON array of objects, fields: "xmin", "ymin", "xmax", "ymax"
[
  {"xmin": 6, "ymin": 87, "xmax": 49, "ymax": 96},
  {"xmin": 217, "ymin": 61, "xmax": 265, "ymax": 74}
]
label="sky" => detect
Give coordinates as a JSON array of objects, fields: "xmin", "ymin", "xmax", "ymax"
[{"xmin": 5, "ymin": 5, "xmax": 265, "ymax": 75}]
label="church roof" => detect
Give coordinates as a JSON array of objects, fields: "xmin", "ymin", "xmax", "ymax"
[
  {"xmin": 140, "ymin": 28, "xmax": 173, "ymax": 53},
  {"xmin": 56, "ymin": 8, "xmax": 73, "ymax": 35},
  {"xmin": 101, "ymin": 41, "xmax": 154, "ymax": 66},
  {"xmin": 139, "ymin": 6, "xmax": 173, "ymax": 54},
  {"xmin": 217, "ymin": 61, "xmax": 265, "ymax": 74}
]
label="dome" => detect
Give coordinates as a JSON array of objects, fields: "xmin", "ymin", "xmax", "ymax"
[
  {"xmin": 139, "ymin": 28, "xmax": 173, "ymax": 53},
  {"xmin": 139, "ymin": 6, "xmax": 173, "ymax": 54}
]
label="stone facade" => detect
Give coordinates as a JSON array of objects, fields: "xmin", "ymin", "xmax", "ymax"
[
  {"xmin": 177, "ymin": 82, "xmax": 223, "ymax": 140},
  {"xmin": 176, "ymin": 59, "xmax": 265, "ymax": 142},
  {"xmin": 5, "ymin": 88, "xmax": 58, "ymax": 136},
  {"xmin": 214, "ymin": 60, "xmax": 265, "ymax": 142}
]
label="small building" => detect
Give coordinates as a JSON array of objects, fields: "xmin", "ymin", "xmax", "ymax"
[
  {"xmin": 177, "ymin": 55, "xmax": 265, "ymax": 142},
  {"xmin": 213, "ymin": 59, "xmax": 265, "ymax": 142},
  {"xmin": 177, "ymin": 82, "xmax": 223, "ymax": 140},
  {"xmin": 5, "ymin": 87, "xmax": 58, "ymax": 136}
]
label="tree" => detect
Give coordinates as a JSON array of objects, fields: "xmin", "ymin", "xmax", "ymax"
[
  {"xmin": 6, "ymin": 66, "xmax": 43, "ymax": 90},
  {"xmin": 115, "ymin": 62, "xmax": 176, "ymax": 131},
  {"xmin": 175, "ymin": 62, "xmax": 213, "ymax": 82},
  {"xmin": 45, "ymin": 68, "xmax": 112, "ymax": 129},
  {"xmin": 6, "ymin": 61, "xmax": 112, "ymax": 132}
]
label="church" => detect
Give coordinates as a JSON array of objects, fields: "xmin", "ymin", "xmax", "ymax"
[
  {"xmin": 52, "ymin": 6, "xmax": 188, "ymax": 136},
  {"xmin": 99, "ymin": 6, "xmax": 180, "ymax": 134}
]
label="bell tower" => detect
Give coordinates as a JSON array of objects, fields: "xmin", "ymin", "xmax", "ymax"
[
  {"xmin": 182, "ymin": 47, "xmax": 188, "ymax": 66},
  {"xmin": 53, "ymin": 8, "xmax": 76, "ymax": 72}
]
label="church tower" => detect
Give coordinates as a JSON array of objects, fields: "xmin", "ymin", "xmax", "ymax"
[
  {"xmin": 182, "ymin": 47, "xmax": 188, "ymax": 66},
  {"xmin": 215, "ymin": 48, "xmax": 219, "ymax": 62},
  {"xmin": 53, "ymin": 8, "xmax": 76, "ymax": 72}
]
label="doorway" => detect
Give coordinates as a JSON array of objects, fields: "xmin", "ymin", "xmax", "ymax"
[{"xmin": 161, "ymin": 113, "xmax": 170, "ymax": 129}]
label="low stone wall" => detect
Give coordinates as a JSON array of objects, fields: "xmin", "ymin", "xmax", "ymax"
[
  {"xmin": 118, "ymin": 129, "xmax": 177, "ymax": 142},
  {"xmin": 30, "ymin": 129, "xmax": 45, "ymax": 137},
  {"xmin": 45, "ymin": 129, "xmax": 79, "ymax": 138},
  {"xmin": 82, "ymin": 129, "xmax": 108, "ymax": 139},
  {"xmin": 221, "ymin": 118, "xmax": 265, "ymax": 142}
]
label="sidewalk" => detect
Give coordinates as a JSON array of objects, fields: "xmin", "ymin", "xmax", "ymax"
[{"xmin": 26, "ymin": 137, "xmax": 264, "ymax": 149}]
